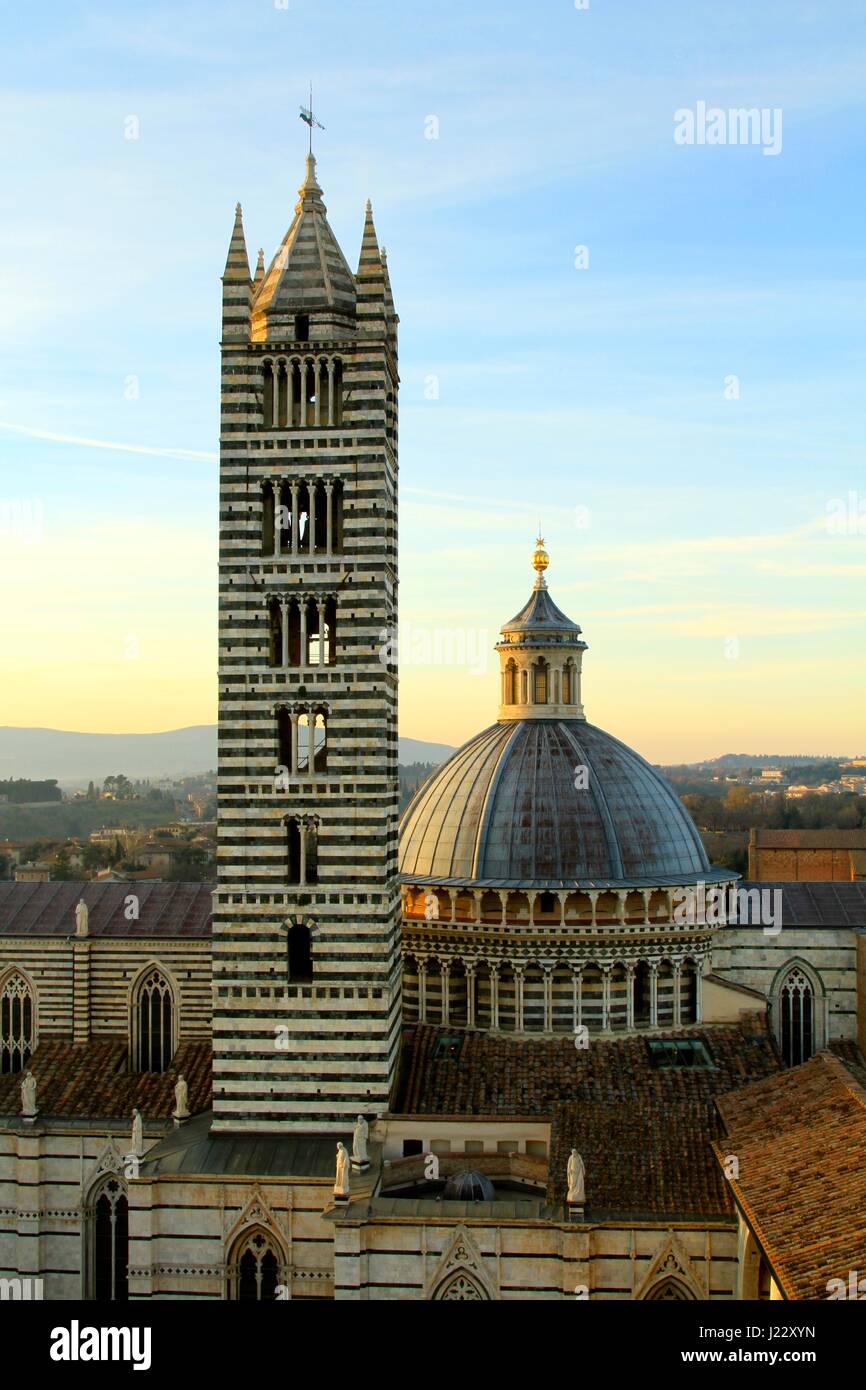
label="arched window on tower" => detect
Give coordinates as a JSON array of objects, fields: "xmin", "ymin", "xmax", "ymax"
[
  {"xmin": 0, "ymin": 972, "xmax": 34, "ymax": 1074},
  {"xmin": 261, "ymin": 481, "xmax": 275, "ymax": 554},
  {"xmin": 504, "ymin": 660, "xmax": 518, "ymax": 704},
  {"xmin": 277, "ymin": 706, "xmax": 292, "ymax": 770},
  {"xmin": 780, "ymin": 967, "xmax": 814, "ymax": 1066},
  {"xmin": 268, "ymin": 597, "xmax": 283, "ymax": 667},
  {"xmin": 262, "ymin": 360, "xmax": 275, "ymax": 428},
  {"xmin": 288, "ymin": 922, "xmax": 313, "ymax": 982},
  {"xmin": 134, "ymin": 969, "xmax": 174, "ymax": 1073},
  {"xmin": 304, "ymin": 815, "xmax": 319, "ymax": 885},
  {"xmin": 286, "ymin": 817, "xmax": 302, "ymax": 885},
  {"xmin": 562, "ymin": 661, "xmax": 574, "ymax": 704},
  {"xmin": 533, "ymin": 660, "xmax": 549, "ymax": 704},
  {"xmin": 520, "ymin": 669, "xmax": 528, "ymax": 704},
  {"xmin": 89, "ymin": 1176, "xmax": 129, "ymax": 1302}
]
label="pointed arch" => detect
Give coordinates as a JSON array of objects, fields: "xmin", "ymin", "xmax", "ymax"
[
  {"xmin": 0, "ymin": 966, "xmax": 36, "ymax": 1073},
  {"xmin": 129, "ymin": 961, "xmax": 178, "ymax": 1073},
  {"xmin": 224, "ymin": 1189, "xmax": 289, "ymax": 1301},
  {"xmin": 634, "ymin": 1231, "xmax": 707, "ymax": 1301},
  {"xmin": 84, "ymin": 1172, "xmax": 129, "ymax": 1302},
  {"xmin": 426, "ymin": 1225, "xmax": 497, "ymax": 1301},
  {"xmin": 771, "ymin": 957, "xmax": 825, "ymax": 1065}
]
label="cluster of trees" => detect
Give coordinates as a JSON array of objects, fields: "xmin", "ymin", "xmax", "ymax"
[
  {"xmin": 0, "ymin": 778, "xmax": 62, "ymax": 804},
  {"xmin": 399, "ymin": 762, "xmax": 438, "ymax": 812},
  {"xmin": 683, "ymin": 787, "xmax": 865, "ymax": 833}
]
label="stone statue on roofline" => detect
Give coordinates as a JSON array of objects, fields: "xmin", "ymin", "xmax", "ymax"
[
  {"xmin": 173, "ymin": 1074, "xmax": 190, "ymax": 1122},
  {"xmin": 351, "ymin": 1114, "xmax": 369, "ymax": 1169},
  {"xmin": 21, "ymin": 1070, "xmax": 37, "ymax": 1118},
  {"xmin": 334, "ymin": 1141, "xmax": 350, "ymax": 1200},
  {"xmin": 567, "ymin": 1148, "xmax": 585, "ymax": 1207},
  {"xmin": 131, "ymin": 1108, "xmax": 144, "ymax": 1158},
  {"xmin": 75, "ymin": 898, "xmax": 89, "ymax": 937}
]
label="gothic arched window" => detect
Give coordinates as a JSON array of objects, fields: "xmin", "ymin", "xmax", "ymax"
[
  {"xmin": 91, "ymin": 1177, "xmax": 129, "ymax": 1302},
  {"xmin": 134, "ymin": 969, "xmax": 174, "ymax": 1073},
  {"xmin": 646, "ymin": 1278, "xmax": 692, "ymax": 1301},
  {"xmin": 433, "ymin": 1271, "xmax": 488, "ymax": 1300},
  {"xmin": 1, "ymin": 972, "xmax": 34, "ymax": 1073},
  {"xmin": 780, "ymin": 967, "xmax": 814, "ymax": 1066},
  {"xmin": 229, "ymin": 1228, "xmax": 285, "ymax": 1301}
]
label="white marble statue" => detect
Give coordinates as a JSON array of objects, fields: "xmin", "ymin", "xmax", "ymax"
[
  {"xmin": 567, "ymin": 1148, "xmax": 585, "ymax": 1205},
  {"xmin": 75, "ymin": 898, "xmax": 89, "ymax": 937},
  {"xmin": 20, "ymin": 1070, "xmax": 37, "ymax": 1117},
  {"xmin": 352, "ymin": 1114, "xmax": 369, "ymax": 1166},
  {"xmin": 173, "ymin": 1074, "xmax": 190, "ymax": 1120},
  {"xmin": 334, "ymin": 1141, "xmax": 351, "ymax": 1198},
  {"xmin": 131, "ymin": 1108, "xmax": 144, "ymax": 1157}
]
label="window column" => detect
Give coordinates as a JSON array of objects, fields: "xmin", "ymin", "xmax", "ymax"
[
  {"xmin": 299, "ymin": 597, "xmax": 308, "ymax": 666},
  {"xmin": 317, "ymin": 598, "xmax": 326, "ymax": 667},
  {"xmin": 490, "ymin": 964, "xmax": 500, "ymax": 1031},
  {"xmin": 308, "ymin": 483, "xmax": 317, "ymax": 556},
  {"xmin": 273, "ymin": 479, "xmax": 283, "ymax": 557},
  {"xmin": 290, "ymin": 482, "xmax": 300, "ymax": 555},
  {"xmin": 327, "ymin": 359, "xmax": 336, "ymax": 425},
  {"xmin": 279, "ymin": 596, "xmax": 290, "ymax": 667},
  {"xmin": 465, "ymin": 963, "xmax": 476, "ymax": 1028},
  {"xmin": 325, "ymin": 480, "xmax": 334, "ymax": 554},
  {"xmin": 290, "ymin": 712, "xmax": 299, "ymax": 775}
]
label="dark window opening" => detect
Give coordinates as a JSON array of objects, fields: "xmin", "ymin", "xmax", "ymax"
[
  {"xmin": 288, "ymin": 923, "xmax": 313, "ymax": 982},
  {"xmin": 295, "ymin": 313, "xmax": 309, "ymax": 341}
]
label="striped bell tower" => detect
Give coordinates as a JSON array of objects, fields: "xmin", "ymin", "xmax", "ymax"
[{"xmin": 213, "ymin": 153, "xmax": 401, "ymax": 1131}]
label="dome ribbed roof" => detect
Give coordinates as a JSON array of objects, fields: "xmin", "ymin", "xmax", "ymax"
[{"xmin": 399, "ymin": 719, "xmax": 713, "ymax": 887}]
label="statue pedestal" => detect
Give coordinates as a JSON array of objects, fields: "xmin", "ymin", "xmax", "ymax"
[
  {"xmin": 333, "ymin": 1192, "xmax": 350, "ymax": 1206},
  {"xmin": 350, "ymin": 1159, "xmax": 370, "ymax": 1172},
  {"xmin": 567, "ymin": 1202, "xmax": 585, "ymax": 1222}
]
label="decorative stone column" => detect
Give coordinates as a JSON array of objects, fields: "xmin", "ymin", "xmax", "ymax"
[
  {"xmin": 649, "ymin": 960, "xmax": 659, "ymax": 1028},
  {"xmin": 490, "ymin": 964, "xmax": 500, "ymax": 1031},
  {"xmin": 279, "ymin": 596, "xmax": 290, "ymax": 667},
  {"xmin": 514, "ymin": 965, "xmax": 525, "ymax": 1033},
  {"xmin": 672, "ymin": 958, "xmax": 683, "ymax": 1027},
  {"xmin": 288, "ymin": 711, "xmax": 299, "ymax": 775},
  {"xmin": 418, "ymin": 959, "xmax": 428, "ymax": 1023},
  {"xmin": 273, "ymin": 479, "xmax": 283, "ymax": 557},
  {"xmin": 572, "ymin": 966, "xmax": 583, "ymax": 1032},
  {"xmin": 441, "ymin": 962, "xmax": 451, "ymax": 1025},
  {"xmin": 542, "ymin": 963, "xmax": 553, "ymax": 1034},
  {"xmin": 601, "ymin": 963, "xmax": 612, "ymax": 1032},
  {"xmin": 317, "ymin": 599, "xmax": 326, "ymax": 667},
  {"xmin": 327, "ymin": 359, "xmax": 336, "ymax": 426},
  {"xmin": 308, "ymin": 481, "xmax": 317, "ymax": 555},
  {"xmin": 625, "ymin": 962, "xmax": 636, "ymax": 1030},
  {"xmin": 465, "ymin": 963, "xmax": 476, "ymax": 1028},
  {"xmin": 290, "ymin": 482, "xmax": 300, "ymax": 554},
  {"xmin": 325, "ymin": 480, "xmax": 334, "ymax": 555},
  {"xmin": 299, "ymin": 597, "xmax": 308, "ymax": 666}
]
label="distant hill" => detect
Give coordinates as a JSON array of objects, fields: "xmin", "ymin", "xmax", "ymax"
[{"xmin": 0, "ymin": 727, "xmax": 454, "ymax": 783}]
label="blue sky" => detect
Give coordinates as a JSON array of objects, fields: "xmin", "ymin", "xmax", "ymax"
[{"xmin": 0, "ymin": 0, "xmax": 864, "ymax": 759}]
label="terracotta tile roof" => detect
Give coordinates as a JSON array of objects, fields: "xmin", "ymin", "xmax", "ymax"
[
  {"xmin": 0, "ymin": 1037, "xmax": 211, "ymax": 1120},
  {"xmin": 396, "ymin": 1018, "xmax": 781, "ymax": 1218},
  {"xmin": 713, "ymin": 1051, "xmax": 866, "ymax": 1299},
  {"xmin": 751, "ymin": 830, "xmax": 866, "ymax": 848},
  {"xmin": 0, "ymin": 880, "xmax": 213, "ymax": 937}
]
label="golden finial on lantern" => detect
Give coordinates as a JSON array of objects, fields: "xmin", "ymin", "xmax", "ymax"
[{"xmin": 532, "ymin": 534, "xmax": 550, "ymax": 579}]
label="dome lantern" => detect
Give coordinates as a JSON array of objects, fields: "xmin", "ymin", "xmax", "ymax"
[{"xmin": 495, "ymin": 538, "xmax": 588, "ymax": 721}]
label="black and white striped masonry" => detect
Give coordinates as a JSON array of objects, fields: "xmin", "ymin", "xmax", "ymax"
[{"xmin": 214, "ymin": 154, "xmax": 400, "ymax": 1131}]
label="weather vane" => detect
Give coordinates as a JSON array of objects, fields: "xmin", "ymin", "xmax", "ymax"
[{"xmin": 299, "ymin": 82, "xmax": 325, "ymax": 155}]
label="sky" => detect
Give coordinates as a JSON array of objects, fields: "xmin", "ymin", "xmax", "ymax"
[{"xmin": 0, "ymin": 0, "xmax": 864, "ymax": 762}]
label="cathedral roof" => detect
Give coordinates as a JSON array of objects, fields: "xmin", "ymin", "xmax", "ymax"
[
  {"xmin": 399, "ymin": 719, "xmax": 716, "ymax": 886},
  {"xmin": 396, "ymin": 1019, "xmax": 781, "ymax": 1220},
  {"xmin": 252, "ymin": 154, "xmax": 357, "ymax": 327},
  {"xmin": 713, "ymin": 1050, "xmax": 866, "ymax": 1299},
  {"xmin": 0, "ymin": 880, "xmax": 213, "ymax": 937},
  {"xmin": 0, "ymin": 1037, "xmax": 211, "ymax": 1121},
  {"xmin": 499, "ymin": 536, "xmax": 585, "ymax": 639}
]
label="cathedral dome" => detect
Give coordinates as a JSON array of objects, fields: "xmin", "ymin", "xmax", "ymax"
[
  {"xmin": 399, "ymin": 538, "xmax": 713, "ymax": 889},
  {"xmin": 399, "ymin": 718, "xmax": 711, "ymax": 886}
]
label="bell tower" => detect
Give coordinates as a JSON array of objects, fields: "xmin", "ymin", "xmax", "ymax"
[{"xmin": 213, "ymin": 153, "xmax": 401, "ymax": 1131}]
